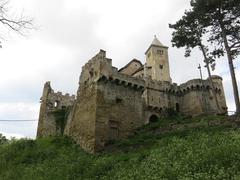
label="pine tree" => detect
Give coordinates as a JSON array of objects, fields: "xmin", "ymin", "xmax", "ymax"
[
  {"xmin": 169, "ymin": 10, "xmax": 220, "ymax": 113},
  {"xmin": 190, "ymin": 0, "xmax": 240, "ymax": 114},
  {"xmin": 170, "ymin": 0, "xmax": 240, "ymax": 114}
]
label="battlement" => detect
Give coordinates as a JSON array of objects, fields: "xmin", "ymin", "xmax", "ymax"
[
  {"xmin": 41, "ymin": 81, "xmax": 75, "ymax": 111},
  {"xmin": 179, "ymin": 78, "xmax": 223, "ymax": 95}
]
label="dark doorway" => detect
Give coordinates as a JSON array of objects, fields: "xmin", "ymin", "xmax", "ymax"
[
  {"xmin": 109, "ymin": 127, "xmax": 119, "ymax": 140},
  {"xmin": 176, "ymin": 103, "xmax": 180, "ymax": 112},
  {"xmin": 149, "ymin": 115, "xmax": 159, "ymax": 123},
  {"xmin": 108, "ymin": 120, "xmax": 119, "ymax": 140}
]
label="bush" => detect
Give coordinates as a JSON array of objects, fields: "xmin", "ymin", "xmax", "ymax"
[
  {"xmin": 0, "ymin": 116, "xmax": 240, "ymax": 179},
  {"xmin": 0, "ymin": 134, "xmax": 8, "ymax": 145}
]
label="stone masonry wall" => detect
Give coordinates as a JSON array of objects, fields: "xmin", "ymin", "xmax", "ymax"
[
  {"xmin": 37, "ymin": 82, "xmax": 75, "ymax": 137},
  {"xmin": 94, "ymin": 78, "xmax": 145, "ymax": 151}
]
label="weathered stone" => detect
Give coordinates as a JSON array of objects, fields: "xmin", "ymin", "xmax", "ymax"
[{"xmin": 37, "ymin": 36, "xmax": 227, "ymax": 153}]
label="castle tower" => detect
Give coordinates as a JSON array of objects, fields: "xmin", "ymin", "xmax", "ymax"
[{"xmin": 145, "ymin": 36, "xmax": 171, "ymax": 82}]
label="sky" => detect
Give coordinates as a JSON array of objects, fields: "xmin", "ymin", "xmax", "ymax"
[{"xmin": 0, "ymin": 0, "xmax": 239, "ymax": 139}]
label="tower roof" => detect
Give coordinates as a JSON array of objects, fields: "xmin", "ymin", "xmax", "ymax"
[
  {"xmin": 145, "ymin": 35, "xmax": 168, "ymax": 54},
  {"xmin": 151, "ymin": 35, "xmax": 164, "ymax": 46}
]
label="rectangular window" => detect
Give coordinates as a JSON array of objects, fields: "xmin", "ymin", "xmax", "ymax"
[
  {"xmin": 159, "ymin": 65, "xmax": 163, "ymax": 69},
  {"xmin": 157, "ymin": 50, "xmax": 163, "ymax": 55}
]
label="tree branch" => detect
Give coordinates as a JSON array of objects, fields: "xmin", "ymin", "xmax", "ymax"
[
  {"xmin": 230, "ymin": 41, "xmax": 240, "ymax": 49},
  {"xmin": 0, "ymin": 0, "xmax": 33, "ymax": 39}
]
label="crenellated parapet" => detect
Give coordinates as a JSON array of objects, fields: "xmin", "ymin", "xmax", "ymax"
[
  {"xmin": 40, "ymin": 81, "xmax": 75, "ymax": 112},
  {"xmin": 79, "ymin": 50, "xmax": 145, "ymax": 92},
  {"xmin": 98, "ymin": 74, "xmax": 145, "ymax": 91},
  {"xmin": 178, "ymin": 78, "xmax": 223, "ymax": 96}
]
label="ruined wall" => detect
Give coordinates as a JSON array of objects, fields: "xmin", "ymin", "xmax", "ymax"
[
  {"xmin": 65, "ymin": 50, "xmax": 147, "ymax": 152},
  {"xmin": 37, "ymin": 82, "xmax": 75, "ymax": 137},
  {"xmin": 65, "ymin": 50, "xmax": 114, "ymax": 153},
  {"xmin": 65, "ymin": 83, "xmax": 97, "ymax": 153}
]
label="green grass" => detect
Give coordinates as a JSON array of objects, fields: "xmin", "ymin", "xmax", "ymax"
[{"xmin": 1, "ymin": 116, "xmax": 240, "ymax": 180}]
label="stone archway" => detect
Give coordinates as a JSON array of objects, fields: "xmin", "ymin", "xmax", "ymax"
[{"xmin": 149, "ymin": 114, "xmax": 159, "ymax": 123}]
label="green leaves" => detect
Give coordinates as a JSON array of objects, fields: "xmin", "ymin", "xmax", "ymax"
[
  {"xmin": 0, "ymin": 133, "xmax": 8, "ymax": 145},
  {"xmin": 170, "ymin": 0, "xmax": 240, "ymax": 60}
]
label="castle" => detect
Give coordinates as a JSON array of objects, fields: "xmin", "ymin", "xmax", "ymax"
[{"xmin": 37, "ymin": 36, "xmax": 227, "ymax": 153}]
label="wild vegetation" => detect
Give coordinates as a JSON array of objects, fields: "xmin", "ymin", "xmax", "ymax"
[{"xmin": 1, "ymin": 115, "xmax": 240, "ymax": 180}]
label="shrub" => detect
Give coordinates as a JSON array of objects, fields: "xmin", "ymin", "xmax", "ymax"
[{"xmin": 0, "ymin": 133, "xmax": 8, "ymax": 145}]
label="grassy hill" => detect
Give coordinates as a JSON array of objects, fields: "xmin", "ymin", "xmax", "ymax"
[{"xmin": 1, "ymin": 115, "xmax": 240, "ymax": 180}]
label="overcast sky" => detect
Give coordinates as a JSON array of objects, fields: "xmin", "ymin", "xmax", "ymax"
[{"xmin": 0, "ymin": 0, "xmax": 239, "ymax": 139}]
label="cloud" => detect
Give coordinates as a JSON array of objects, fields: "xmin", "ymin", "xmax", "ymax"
[
  {"xmin": 1, "ymin": 0, "xmax": 240, "ymax": 138},
  {"xmin": 0, "ymin": 102, "xmax": 39, "ymax": 138},
  {"xmin": 0, "ymin": 102, "xmax": 39, "ymax": 119}
]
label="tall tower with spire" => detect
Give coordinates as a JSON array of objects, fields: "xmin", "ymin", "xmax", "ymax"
[{"xmin": 145, "ymin": 36, "xmax": 171, "ymax": 82}]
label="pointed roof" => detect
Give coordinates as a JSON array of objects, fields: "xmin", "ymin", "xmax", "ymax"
[
  {"xmin": 145, "ymin": 35, "xmax": 168, "ymax": 54},
  {"xmin": 152, "ymin": 35, "xmax": 164, "ymax": 46}
]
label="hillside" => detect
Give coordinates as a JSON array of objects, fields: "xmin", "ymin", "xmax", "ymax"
[{"xmin": 1, "ymin": 115, "xmax": 240, "ymax": 180}]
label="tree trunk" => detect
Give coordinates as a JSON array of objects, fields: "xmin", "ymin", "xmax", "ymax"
[
  {"xmin": 199, "ymin": 44, "xmax": 220, "ymax": 113},
  {"xmin": 221, "ymin": 25, "xmax": 240, "ymax": 114}
]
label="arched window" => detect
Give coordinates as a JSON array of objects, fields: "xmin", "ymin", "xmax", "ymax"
[{"xmin": 54, "ymin": 101, "xmax": 59, "ymax": 108}]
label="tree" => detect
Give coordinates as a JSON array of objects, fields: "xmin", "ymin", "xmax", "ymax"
[
  {"xmin": 170, "ymin": 0, "xmax": 240, "ymax": 114},
  {"xmin": 190, "ymin": 0, "xmax": 240, "ymax": 114},
  {"xmin": 0, "ymin": 133, "xmax": 8, "ymax": 145},
  {"xmin": 0, "ymin": 0, "xmax": 33, "ymax": 47},
  {"xmin": 169, "ymin": 10, "xmax": 220, "ymax": 113}
]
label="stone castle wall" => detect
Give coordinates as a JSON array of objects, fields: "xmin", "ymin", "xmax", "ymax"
[
  {"xmin": 37, "ymin": 49, "xmax": 227, "ymax": 153},
  {"xmin": 64, "ymin": 50, "xmax": 146, "ymax": 152},
  {"xmin": 94, "ymin": 79, "xmax": 145, "ymax": 151}
]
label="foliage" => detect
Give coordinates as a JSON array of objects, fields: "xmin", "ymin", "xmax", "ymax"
[
  {"xmin": 169, "ymin": 0, "xmax": 240, "ymax": 113},
  {"xmin": 0, "ymin": 116, "xmax": 240, "ymax": 179},
  {"xmin": 190, "ymin": 0, "xmax": 240, "ymax": 59},
  {"xmin": 166, "ymin": 107, "xmax": 179, "ymax": 117},
  {"xmin": 169, "ymin": 10, "xmax": 207, "ymax": 57},
  {"xmin": 0, "ymin": 133, "xmax": 8, "ymax": 145}
]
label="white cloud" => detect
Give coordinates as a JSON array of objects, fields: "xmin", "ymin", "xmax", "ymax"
[
  {"xmin": 0, "ymin": 102, "xmax": 39, "ymax": 138},
  {"xmin": 0, "ymin": 0, "xmax": 240, "ymax": 138},
  {"xmin": 0, "ymin": 102, "xmax": 39, "ymax": 119}
]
